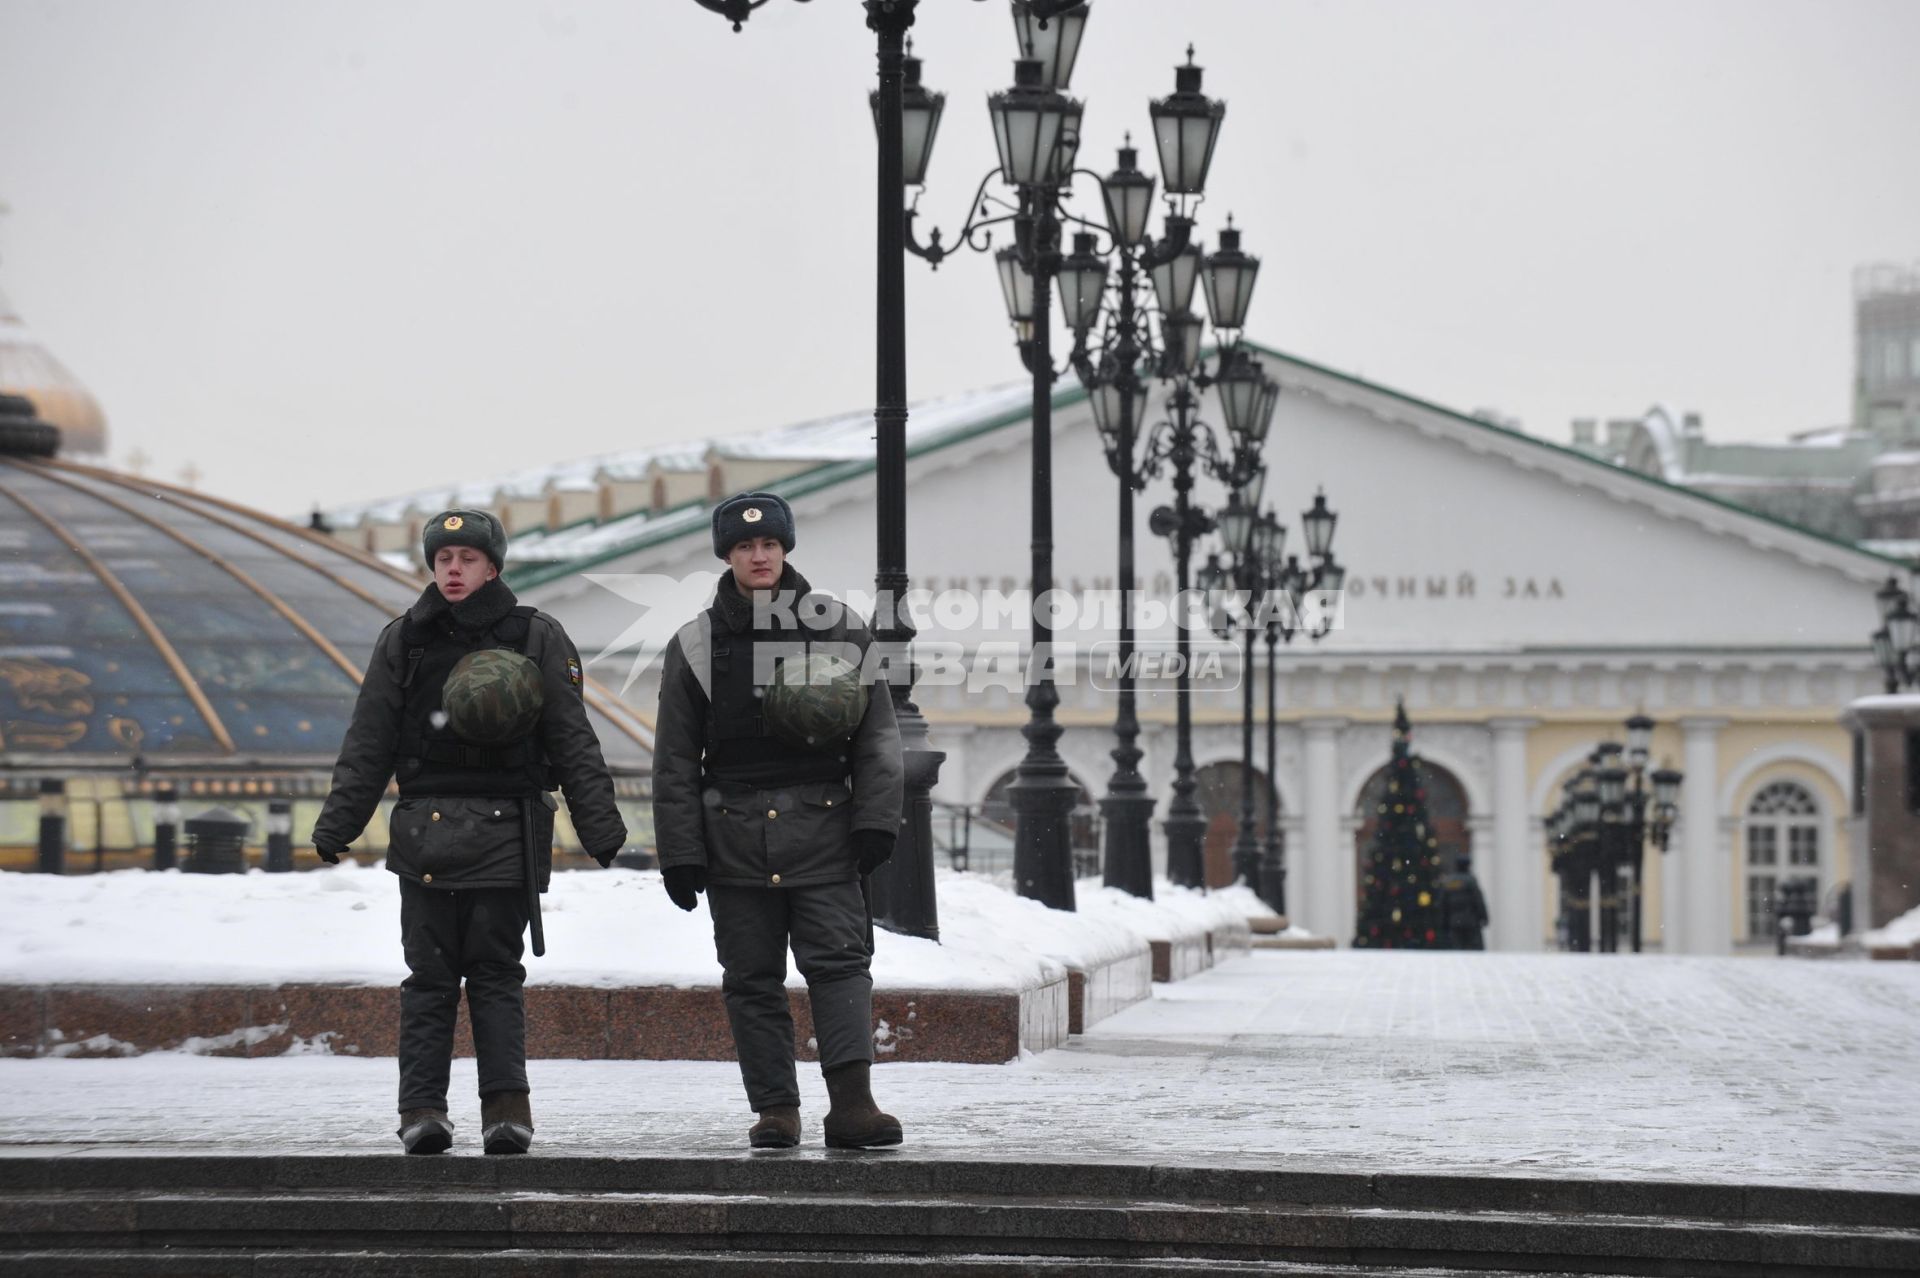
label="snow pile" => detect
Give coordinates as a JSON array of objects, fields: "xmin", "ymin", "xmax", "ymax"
[
  {"xmin": 1863, "ymin": 901, "xmax": 1920, "ymax": 951},
  {"xmin": 0, "ymin": 865, "xmax": 1256, "ymax": 992},
  {"xmin": 1079, "ymin": 880, "xmax": 1262, "ymax": 942}
]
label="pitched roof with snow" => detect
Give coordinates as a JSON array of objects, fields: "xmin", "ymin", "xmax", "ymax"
[
  {"xmin": 321, "ymin": 383, "xmax": 1036, "ymax": 532},
  {"xmin": 335, "ymin": 343, "xmax": 1912, "ymax": 590}
]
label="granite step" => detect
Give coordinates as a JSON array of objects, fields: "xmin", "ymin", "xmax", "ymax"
[
  {"xmin": 0, "ymin": 1155, "xmax": 1914, "ymax": 1276},
  {"xmin": 0, "ymin": 1249, "xmax": 1648, "ymax": 1276},
  {"xmin": 4, "ymin": 1188, "xmax": 1915, "ymax": 1274}
]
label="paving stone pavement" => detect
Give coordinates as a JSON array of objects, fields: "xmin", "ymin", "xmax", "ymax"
[{"xmin": 2, "ymin": 951, "xmax": 1916, "ymax": 1191}]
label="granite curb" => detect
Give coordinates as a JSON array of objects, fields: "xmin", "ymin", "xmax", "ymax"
[{"xmin": 0, "ymin": 963, "xmax": 1148, "ymax": 1064}]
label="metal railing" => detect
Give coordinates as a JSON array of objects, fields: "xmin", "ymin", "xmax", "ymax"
[{"xmin": 928, "ymin": 801, "xmax": 1103, "ymax": 881}]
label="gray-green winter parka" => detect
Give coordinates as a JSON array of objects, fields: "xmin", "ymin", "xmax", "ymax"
[
  {"xmin": 313, "ymin": 579, "xmax": 628, "ymax": 889},
  {"xmin": 651, "ymin": 565, "xmax": 904, "ymax": 890}
]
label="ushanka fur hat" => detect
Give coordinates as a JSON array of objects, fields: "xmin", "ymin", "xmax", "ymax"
[
  {"xmin": 711, "ymin": 491, "xmax": 795, "ymax": 559},
  {"xmin": 422, "ymin": 508, "xmax": 509, "ymax": 571}
]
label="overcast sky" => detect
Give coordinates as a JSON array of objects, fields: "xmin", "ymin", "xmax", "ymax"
[{"xmin": 2, "ymin": 0, "xmax": 1916, "ymax": 517}]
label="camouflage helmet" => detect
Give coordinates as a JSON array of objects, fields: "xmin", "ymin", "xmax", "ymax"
[
  {"xmin": 442, "ymin": 648, "xmax": 544, "ymax": 743},
  {"xmin": 761, "ymin": 652, "xmax": 868, "ymax": 750}
]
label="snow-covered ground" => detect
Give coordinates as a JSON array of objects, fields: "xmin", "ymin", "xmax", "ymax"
[
  {"xmin": 0, "ymin": 864, "xmax": 1255, "ymax": 990},
  {"xmin": 8, "ymin": 867, "xmax": 1915, "ymax": 1190},
  {"xmin": 3, "ymin": 949, "xmax": 1916, "ymax": 1191}
]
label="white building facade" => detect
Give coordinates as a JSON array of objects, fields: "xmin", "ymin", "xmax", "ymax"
[{"xmin": 337, "ymin": 345, "xmax": 1894, "ymax": 954}]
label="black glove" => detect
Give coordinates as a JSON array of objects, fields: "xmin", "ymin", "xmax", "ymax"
[
  {"xmin": 663, "ymin": 865, "xmax": 707, "ymax": 912},
  {"xmin": 854, "ymin": 829, "xmax": 896, "ymax": 876},
  {"xmin": 591, "ymin": 847, "xmax": 620, "ymax": 869},
  {"xmin": 315, "ymin": 844, "xmax": 342, "ymax": 865}
]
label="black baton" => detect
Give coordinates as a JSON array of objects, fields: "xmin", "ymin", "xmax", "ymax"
[
  {"xmin": 522, "ymin": 800, "xmax": 546, "ymax": 958},
  {"xmin": 859, "ymin": 871, "xmax": 874, "ymax": 953}
]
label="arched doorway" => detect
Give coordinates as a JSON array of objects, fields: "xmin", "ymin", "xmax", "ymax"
[
  {"xmin": 980, "ymin": 768, "xmax": 1101, "ymax": 879},
  {"xmin": 1195, "ymin": 761, "xmax": 1279, "ymax": 889},
  {"xmin": 1353, "ymin": 757, "xmax": 1470, "ymax": 905}
]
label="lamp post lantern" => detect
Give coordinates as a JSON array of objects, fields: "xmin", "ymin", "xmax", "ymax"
[
  {"xmin": 1147, "ymin": 45, "xmax": 1225, "ymax": 196},
  {"xmin": 1010, "ymin": 0, "xmax": 1089, "ymax": 91}
]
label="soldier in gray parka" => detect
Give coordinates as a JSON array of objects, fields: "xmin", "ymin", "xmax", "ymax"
[
  {"xmin": 651, "ymin": 491, "xmax": 906, "ymax": 1149},
  {"xmin": 313, "ymin": 508, "xmax": 628, "ymax": 1156}
]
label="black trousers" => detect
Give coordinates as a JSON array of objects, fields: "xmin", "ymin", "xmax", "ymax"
[
  {"xmin": 397, "ymin": 879, "xmax": 529, "ymax": 1113},
  {"xmin": 708, "ymin": 880, "xmax": 873, "ymax": 1112}
]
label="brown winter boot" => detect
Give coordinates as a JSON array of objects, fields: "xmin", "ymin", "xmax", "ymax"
[
  {"xmin": 481, "ymin": 1091, "xmax": 534, "ymax": 1155},
  {"xmin": 397, "ymin": 1109, "xmax": 454, "ymax": 1155},
  {"xmin": 748, "ymin": 1105, "xmax": 801, "ymax": 1149},
  {"xmin": 822, "ymin": 1062, "xmax": 902, "ymax": 1149}
]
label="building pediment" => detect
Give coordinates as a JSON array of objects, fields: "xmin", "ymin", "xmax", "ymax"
[{"xmin": 507, "ymin": 344, "xmax": 1898, "ymax": 663}]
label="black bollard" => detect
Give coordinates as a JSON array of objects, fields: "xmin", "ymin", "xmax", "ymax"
[
  {"xmin": 37, "ymin": 779, "xmax": 67, "ymax": 875},
  {"xmin": 264, "ymin": 798, "xmax": 293, "ymax": 873},
  {"xmin": 152, "ymin": 785, "xmax": 180, "ymax": 871}
]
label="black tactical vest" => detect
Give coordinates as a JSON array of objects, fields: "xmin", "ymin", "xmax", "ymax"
[
  {"xmin": 705, "ymin": 630, "xmax": 849, "ymax": 789},
  {"xmin": 394, "ymin": 605, "xmax": 548, "ymax": 797}
]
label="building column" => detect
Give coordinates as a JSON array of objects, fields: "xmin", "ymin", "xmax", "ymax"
[
  {"xmin": 1678, "ymin": 717, "xmax": 1729, "ymax": 955},
  {"xmin": 1487, "ymin": 717, "xmax": 1539, "ymax": 951},
  {"xmin": 1299, "ymin": 718, "xmax": 1347, "ymax": 941}
]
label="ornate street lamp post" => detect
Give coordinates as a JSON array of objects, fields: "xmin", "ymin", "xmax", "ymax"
[
  {"xmin": 1074, "ymin": 128, "xmax": 1217, "ymax": 899},
  {"xmin": 1546, "ymin": 797, "xmax": 1571, "ymax": 949},
  {"xmin": 1146, "ymin": 373, "xmax": 1215, "ymax": 890},
  {"xmin": 1569, "ymin": 768, "xmax": 1599, "ymax": 952},
  {"xmin": 1203, "ymin": 485, "xmax": 1340, "ymax": 902},
  {"xmin": 1594, "ymin": 744, "xmax": 1627, "ymax": 953},
  {"xmin": 908, "ymin": 10, "xmax": 1241, "ymax": 910},
  {"xmin": 1871, "ymin": 572, "xmax": 1920, "ymax": 693},
  {"xmin": 1621, "ymin": 712, "xmax": 1680, "ymax": 953},
  {"xmin": 1198, "ymin": 492, "xmax": 1261, "ymax": 889},
  {"xmin": 1550, "ymin": 715, "xmax": 1681, "ymax": 953},
  {"xmin": 1250, "ymin": 498, "xmax": 1342, "ymax": 915},
  {"xmin": 1143, "ymin": 340, "xmax": 1267, "ymax": 888},
  {"xmin": 905, "ymin": 31, "xmax": 1083, "ymax": 909},
  {"xmin": 686, "ymin": 0, "xmax": 961, "ymax": 938}
]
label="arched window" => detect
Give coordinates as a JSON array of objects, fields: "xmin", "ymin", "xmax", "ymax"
[
  {"xmin": 1744, "ymin": 780, "xmax": 1821, "ymax": 941},
  {"xmin": 1194, "ymin": 761, "xmax": 1279, "ymax": 889}
]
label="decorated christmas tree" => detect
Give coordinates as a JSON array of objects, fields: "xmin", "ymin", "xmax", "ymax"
[{"xmin": 1353, "ymin": 700, "xmax": 1445, "ymax": 948}]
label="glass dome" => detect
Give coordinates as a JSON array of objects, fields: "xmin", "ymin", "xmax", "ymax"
[{"xmin": 0, "ymin": 455, "xmax": 653, "ymax": 771}]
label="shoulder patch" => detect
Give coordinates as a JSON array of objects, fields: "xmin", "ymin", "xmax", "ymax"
[{"xmin": 566, "ymin": 657, "xmax": 582, "ymax": 688}]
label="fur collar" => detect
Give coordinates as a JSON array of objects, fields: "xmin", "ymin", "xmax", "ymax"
[
  {"xmin": 710, "ymin": 563, "xmax": 814, "ymax": 635},
  {"xmin": 408, "ymin": 576, "xmax": 519, "ymax": 635}
]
